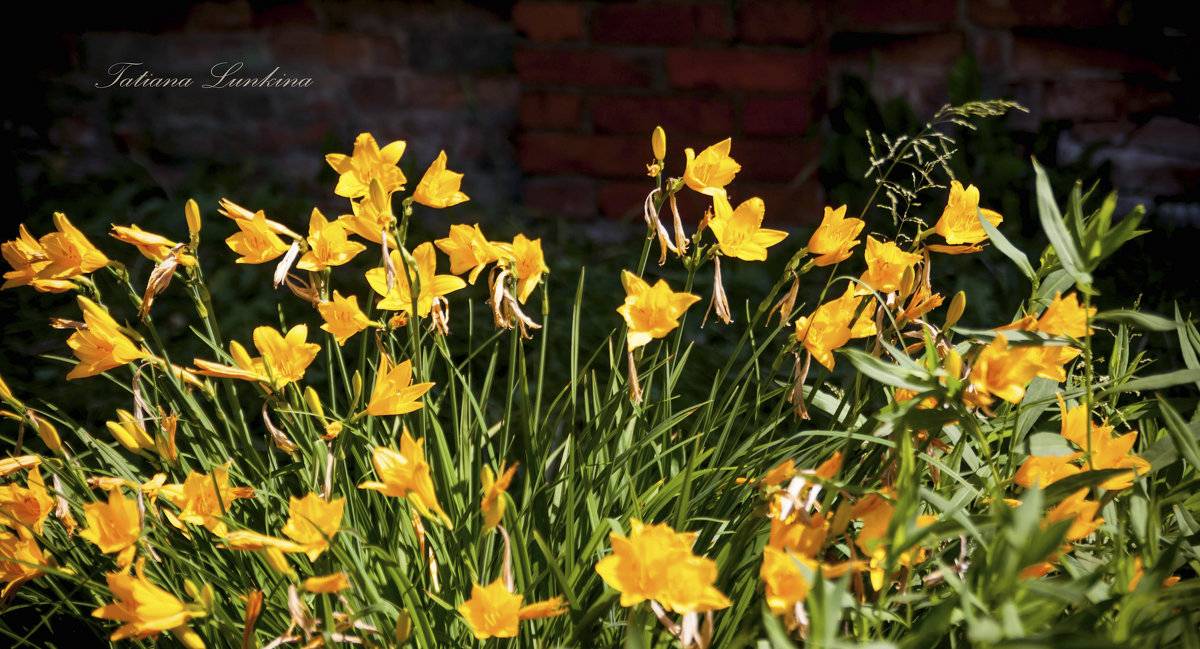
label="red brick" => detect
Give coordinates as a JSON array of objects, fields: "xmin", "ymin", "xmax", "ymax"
[
  {"xmin": 835, "ymin": 0, "xmax": 955, "ymax": 27},
  {"xmin": 516, "ymin": 49, "xmax": 652, "ymax": 87},
  {"xmin": 1046, "ymin": 80, "xmax": 1172, "ymax": 121},
  {"xmin": 513, "ymin": 2, "xmax": 586, "ymax": 43},
  {"xmin": 835, "ymin": 32, "xmax": 964, "ymax": 67},
  {"xmin": 185, "ymin": 0, "xmax": 253, "ymax": 30},
  {"xmin": 520, "ymin": 92, "xmax": 584, "ymax": 130},
  {"xmin": 973, "ymin": 30, "xmax": 1008, "ymax": 70},
  {"xmin": 519, "ymin": 134, "xmax": 648, "ymax": 178},
  {"xmin": 734, "ymin": 138, "xmax": 820, "ymax": 183},
  {"xmin": 694, "ymin": 2, "xmax": 732, "ymax": 41},
  {"xmin": 407, "ymin": 74, "xmax": 469, "ymax": 108},
  {"xmin": 598, "ymin": 181, "xmax": 654, "ymax": 219},
  {"xmin": 1011, "ymin": 37, "xmax": 1164, "ymax": 78},
  {"xmin": 666, "ymin": 49, "xmax": 826, "ymax": 92},
  {"xmin": 968, "ymin": 0, "xmax": 1117, "ymax": 28},
  {"xmin": 325, "ymin": 33, "xmax": 374, "ymax": 69},
  {"xmin": 737, "ymin": 1, "xmax": 821, "ymax": 45},
  {"xmin": 372, "ymin": 35, "xmax": 406, "ymax": 67},
  {"xmin": 743, "ymin": 96, "xmax": 815, "ymax": 136},
  {"xmin": 592, "ymin": 96, "xmax": 735, "ymax": 136},
  {"xmin": 522, "ymin": 178, "xmax": 598, "ymax": 218},
  {"xmin": 1129, "ymin": 116, "xmax": 1200, "ymax": 158},
  {"xmin": 349, "ymin": 74, "xmax": 400, "ymax": 109},
  {"xmin": 253, "ymin": 3, "xmax": 318, "ymax": 29},
  {"xmin": 591, "ymin": 3, "xmax": 694, "ymax": 45},
  {"xmin": 269, "ymin": 31, "xmax": 327, "ymax": 66}
]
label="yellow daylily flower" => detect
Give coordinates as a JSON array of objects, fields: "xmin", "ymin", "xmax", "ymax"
[
  {"xmin": 217, "ymin": 198, "xmax": 302, "ymax": 240},
  {"xmin": 414, "ymin": 150, "xmax": 470, "ymax": 208},
  {"xmin": 794, "ymin": 286, "xmax": 877, "ymax": 370},
  {"xmin": 225, "ymin": 210, "xmax": 290, "ymax": 264},
  {"xmin": 1058, "ymin": 397, "xmax": 1150, "ymax": 490},
  {"xmin": 158, "ymin": 463, "xmax": 255, "ymax": 538},
  {"xmin": 338, "ymin": 191, "xmax": 397, "ymax": 246},
  {"xmin": 0, "ymin": 465, "xmax": 55, "ymax": 536},
  {"xmin": 66, "ymin": 296, "xmax": 150, "ymax": 380},
  {"xmin": 967, "ymin": 335, "xmax": 1041, "ymax": 406},
  {"xmin": 365, "ymin": 243, "xmax": 467, "ymax": 316},
  {"xmin": 615, "ymin": 270, "xmax": 701, "ymax": 351},
  {"xmin": 37, "ymin": 212, "xmax": 110, "ymax": 280},
  {"xmin": 193, "ymin": 325, "xmax": 320, "ymax": 391},
  {"xmin": 595, "ymin": 519, "xmax": 731, "ymax": 614},
  {"xmin": 683, "ymin": 138, "xmax": 741, "ymax": 197},
  {"xmin": 109, "ymin": 224, "xmax": 196, "ymax": 266},
  {"xmin": 366, "ymin": 356, "xmax": 434, "ymax": 416},
  {"xmin": 92, "ymin": 560, "xmax": 203, "ymax": 644},
  {"xmin": 498, "ymin": 234, "xmax": 549, "ymax": 303},
  {"xmin": 1046, "ymin": 489, "xmax": 1103, "ymax": 542},
  {"xmin": 708, "ymin": 194, "xmax": 787, "ymax": 261},
  {"xmin": 325, "ymin": 132, "xmax": 408, "ymax": 199},
  {"xmin": 280, "ymin": 493, "xmax": 344, "ymax": 562},
  {"xmin": 481, "ymin": 462, "xmax": 518, "ymax": 530},
  {"xmin": 934, "ymin": 180, "xmax": 1003, "ymax": 245},
  {"xmin": 859, "ymin": 236, "xmax": 922, "ymax": 294},
  {"xmin": 296, "ymin": 208, "xmax": 365, "ymax": 271},
  {"xmin": 0, "ymin": 455, "xmax": 41, "ymax": 477},
  {"xmin": 1, "ymin": 528, "xmax": 50, "ymax": 598},
  {"xmin": 305, "ymin": 572, "xmax": 351, "ymax": 594},
  {"xmin": 318, "ymin": 292, "xmax": 373, "ymax": 346},
  {"xmin": 79, "ymin": 488, "xmax": 141, "ymax": 568},
  {"xmin": 221, "ymin": 530, "xmax": 307, "ymax": 554},
  {"xmin": 2, "ymin": 224, "xmax": 77, "ymax": 292},
  {"xmin": 435, "ymin": 223, "xmax": 502, "ymax": 284},
  {"xmin": 359, "ymin": 429, "xmax": 451, "ymax": 525},
  {"xmin": 807, "ymin": 205, "xmax": 864, "ymax": 267},
  {"xmin": 457, "ymin": 578, "xmax": 566, "ymax": 640}
]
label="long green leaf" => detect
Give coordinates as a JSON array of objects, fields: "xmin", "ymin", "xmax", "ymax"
[
  {"xmin": 1095, "ymin": 310, "xmax": 1181, "ymax": 332},
  {"xmin": 1157, "ymin": 395, "xmax": 1200, "ymax": 471},
  {"xmin": 1100, "ymin": 368, "xmax": 1200, "ymax": 395},
  {"xmin": 978, "ymin": 206, "xmax": 1034, "ymax": 280},
  {"xmin": 1032, "ymin": 157, "xmax": 1093, "ymax": 290}
]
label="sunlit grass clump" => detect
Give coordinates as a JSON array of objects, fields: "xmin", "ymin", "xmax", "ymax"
[{"xmin": 2, "ymin": 104, "xmax": 1198, "ymax": 648}]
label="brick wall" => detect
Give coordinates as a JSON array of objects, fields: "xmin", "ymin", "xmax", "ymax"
[{"xmin": 10, "ymin": 0, "xmax": 1197, "ymax": 227}]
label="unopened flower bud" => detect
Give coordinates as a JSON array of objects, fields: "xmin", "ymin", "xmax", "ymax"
[
  {"xmin": 185, "ymin": 199, "xmax": 201, "ymax": 236},
  {"xmin": 395, "ymin": 610, "xmax": 412, "ymax": 644},
  {"xmin": 899, "ymin": 266, "xmax": 916, "ymax": 299},
  {"xmin": 652, "ymin": 126, "xmax": 666, "ymax": 162},
  {"xmin": 30, "ymin": 413, "xmax": 62, "ymax": 454},
  {"xmin": 944, "ymin": 348, "xmax": 963, "ymax": 379},
  {"xmin": 945, "ymin": 291, "xmax": 966, "ymax": 329},
  {"xmin": 304, "ymin": 386, "xmax": 324, "ymax": 419}
]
